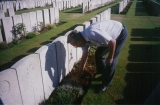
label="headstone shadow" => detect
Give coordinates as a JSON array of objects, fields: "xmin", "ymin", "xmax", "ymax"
[{"xmin": 117, "ymin": 28, "xmax": 160, "ymax": 104}]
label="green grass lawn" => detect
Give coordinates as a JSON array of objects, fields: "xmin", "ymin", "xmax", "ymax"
[{"xmin": 0, "ymin": 0, "xmax": 160, "ymax": 104}]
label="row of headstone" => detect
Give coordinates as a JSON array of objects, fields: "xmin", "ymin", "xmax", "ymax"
[
  {"xmin": 0, "ymin": 7, "xmax": 59, "ymax": 43},
  {"xmin": 0, "ymin": 0, "xmax": 55, "ymax": 12},
  {"xmin": 52, "ymin": 0, "xmax": 84, "ymax": 11},
  {"xmin": 0, "ymin": 6, "xmax": 111, "ymax": 105},
  {"xmin": 89, "ymin": 8, "xmax": 111, "ymax": 24},
  {"xmin": 82, "ymin": 0, "xmax": 115, "ymax": 13},
  {"xmin": 118, "ymin": 0, "xmax": 130, "ymax": 13},
  {"xmin": 0, "ymin": 36, "xmax": 81, "ymax": 104},
  {"xmin": 0, "ymin": 8, "xmax": 15, "ymax": 27},
  {"xmin": 0, "ymin": 0, "xmax": 85, "ymax": 13}
]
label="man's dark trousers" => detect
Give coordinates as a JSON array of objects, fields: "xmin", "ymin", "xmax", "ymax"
[{"xmin": 95, "ymin": 25, "xmax": 128, "ymax": 87}]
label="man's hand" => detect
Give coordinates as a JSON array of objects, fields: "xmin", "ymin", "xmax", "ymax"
[
  {"xmin": 72, "ymin": 52, "xmax": 88, "ymax": 81},
  {"xmin": 107, "ymin": 39, "xmax": 116, "ymax": 66},
  {"xmin": 106, "ymin": 57, "xmax": 113, "ymax": 66}
]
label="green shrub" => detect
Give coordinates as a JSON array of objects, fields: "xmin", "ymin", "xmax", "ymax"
[
  {"xmin": 8, "ymin": 39, "xmax": 22, "ymax": 48},
  {"xmin": 25, "ymin": 32, "xmax": 36, "ymax": 39},
  {"xmin": 46, "ymin": 24, "xmax": 57, "ymax": 30},
  {"xmin": 0, "ymin": 42, "xmax": 8, "ymax": 51},
  {"xmin": 46, "ymin": 84, "xmax": 83, "ymax": 105}
]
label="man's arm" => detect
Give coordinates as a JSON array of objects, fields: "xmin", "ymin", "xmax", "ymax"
[
  {"xmin": 79, "ymin": 52, "xmax": 88, "ymax": 71},
  {"xmin": 106, "ymin": 39, "xmax": 116, "ymax": 66},
  {"xmin": 73, "ymin": 51, "xmax": 88, "ymax": 81}
]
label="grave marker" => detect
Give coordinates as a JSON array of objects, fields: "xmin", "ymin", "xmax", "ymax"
[
  {"xmin": 52, "ymin": 36, "xmax": 69, "ymax": 82},
  {"xmin": 0, "ymin": 10, "xmax": 5, "ymax": 19},
  {"xmin": 29, "ymin": 12, "xmax": 37, "ymax": 32},
  {"xmin": 64, "ymin": 30, "xmax": 77, "ymax": 71},
  {"xmin": 0, "ymin": 10, "xmax": 5, "ymax": 26},
  {"xmin": 36, "ymin": 10, "xmax": 43, "ymax": 31},
  {"xmin": 82, "ymin": 21, "xmax": 90, "ymax": 30},
  {"xmin": 74, "ymin": 26, "xmax": 83, "ymax": 61},
  {"xmin": 21, "ymin": 13, "xmax": 32, "ymax": 32},
  {"xmin": 15, "ymin": 2, "xmax": 20, "ymax": 11},
  {"xmin": 95, "ymin": 14, "xmax": 100, "ymax": 21},
  {"xmin": 0, "ymin": 69, "xmax": 23, "ymax": 104},
  {"xmin": 90, "ymin": 17, "xmax": 96, "ymax": 24},
  {"xmin": 12, "ymin": 15, "xmax": 23, "ymax": 39},
  {"xmin": 11, "ymin": 54, "xmax": 45, "ymax": 105},
  {"xmin": 7, "ymin": 8, "xmax": 15, "ymax": 17},
  {"xmin": 1, "ymin": 17, "xmax": 14, "ymax": 43},
  {"xmin": 43, "ymin": 9, "xmax": 50, "ymax": 26},
  {"xmin": 0, "ymin": 29, "xmax": 3, "ymax": 42},
  {"xmin": 74, "ymin": 26, "xmax": 84, "ymax": 32},
  {"xmin": 35, "ymin": 43, "xmax": 59, "ymax": 100},
  {"xmin": 54, "ymin": 7, "xmax": 59, "ymax": 23},
  {"xmin": 49, "ymin": 8, "xmax": 56, "ymax": 24}
]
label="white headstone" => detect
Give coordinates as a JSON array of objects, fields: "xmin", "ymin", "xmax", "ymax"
[
  {"xmin": 0, "ymin": 29, "xmax": 3, "ymax": 42},
  {"xmin": 82, "ymin": 2, "xmax": 88, "ymax": 13},
  {"xmin": 2, "ymin": 3, "xmax": 7, "ymax": 13},
  {"xmin": 90, "ymin": 17, "xmax": 96, "ymax": 24},
  {"xmin": 54, "ymin": 7, "xmax": 59, "ymax": 23},
  {"xmin": 77, "ymin": 47, "xmax": 83, "ymax": 62},
  {"xmin": 107, "ymin": 8, "xmax": 111, "ymax": 20},
  {"xmin": 43, "ymin": 9, "xmax": 50, "ymax": 26},
  {"xmin": 15, "ymin": 2, "xmax": 20, "ymax": 11},
  {"xmin": 0, "ymin": 69, "xmax": 23, "ymax": 104},
  {"xmin": 12, "ymin": 15, "xmax": 23, "ymax": 38},
  {"xmin": 0, "ymin": 10, "xmax": 5, "ymax": 19},
  {"xmin": 88, "ymin": 1, "xmax": 93, "ymax": 11},
  {"xmin": 35, "ymin": 43, "xmax": 59, "ymax": 100},
  {"xmin": 36, "ymin": 10, "xmax": 43, "ymax": 31},
  {"xmin": 95, "ymin": 14, "xmax": 100, "ymax": 21},
  {"xmin": 7, "ymin": 8, "xmax": 15, "ymax": 17},
  {"xmin": 74, "ymin": 26, "xmax": 84, "ymax": 32},
  {"xmin": 11, "ymin": 54, "xmax": 45, "ymax": 105},
  {"xmin": 29, "ymin": 12, "xmax": 37, "ymax": 32},
  {"xmin": 100, "ymin": 12, "xmax": 105, "ymax": 21},
  {"xmin": 22, "ymin": 1, "xmax": 27, "ymax": 8},
  {"xmin": 12, "ymin": 15, "xmax": 22, "ymax": 26},
  {"xmin": 52, "ymin": 36, "xmax": 69, "ymax": 82},
  {"xmin": 82, "ymin": 21, "xmax": 90, "ymax": 29},
  {"xmin": 52, "ymin": 1, "xmax": 56, "ymax": 7},
  {"xmin": 1, "ymin": 17, "xmax": 13, "ymax": 43},
  {"xmin": 64, "ymin": 30, "xmax": 77, "ymax": 71},
  {"xmin": 19, "ymin": 2, "xmax": 23, "ymax": 10},
  {"xmin": 0, "ymin": 10, "xmax": 5, "ymax": 26},
  {"xmin": 21, "ymin": 13, "xmax": 31, "ymax": 32},
  {"xmin": 63, "ymin": 1, "xmax": 66, "ymax": 10},
  {"xmin": 119, "ymin": 1, "xmax": 123, "ymax": 13},
  {"xmin": 49, "ymin": 8, "xmax": 56, "ymax": 24}
]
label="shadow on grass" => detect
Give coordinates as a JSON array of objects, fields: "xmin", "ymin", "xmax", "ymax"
[
  {"xmin": 135, "ymin": 0, "xmax": 149, "ymax": 16},
  {"xmin": 128, "ymin": 44, "xmax": 160, "ymax": 62},
  {"xmin": 27, "ymin": 47, "xmax": 40, "ymax": 53},
  {"xmin": 116, "ymin": 28, "xmax": 160, "ymax": 104},
  {"xmin": 111, "ymin": 3, "xmax": 119, "ymax": 14},
  {"xmin": 0, "ymin": 54, "xmax": 27, "ymax": 71},
  {"xmin": 130, "ymin": 28, "xmax": 160, "ymax": 41},
  {"xmin": 40, "ymin": 41, "xmax": 53, "ymax": 45},
  {"xmin": 64, "ymin": 7, "xmax": 82, "ymax": 13}
]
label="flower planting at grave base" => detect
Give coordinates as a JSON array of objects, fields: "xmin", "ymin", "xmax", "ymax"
[{"xmin": 45, "ymin": 47, "xmax": 97, "ymax": 105}]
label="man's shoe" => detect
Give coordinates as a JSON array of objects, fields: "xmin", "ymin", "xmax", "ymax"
[{"xmin": 95, "ymin": 85, "xmax": 108, "ymax": 93}]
